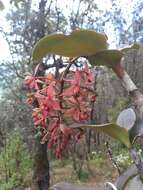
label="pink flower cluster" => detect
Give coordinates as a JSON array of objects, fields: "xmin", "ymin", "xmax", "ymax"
[{"xmin": 24, "ymin": 63, "xmax": 96, "ymax": 157}]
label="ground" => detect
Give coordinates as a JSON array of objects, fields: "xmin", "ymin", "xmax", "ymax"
[
  {"xmin": 50, "ymin": 158, "xmax": 118, "ymax": 189},
  {"xmin": 16, "ymin": 158, "xmax": 120, "ymax": 190}
]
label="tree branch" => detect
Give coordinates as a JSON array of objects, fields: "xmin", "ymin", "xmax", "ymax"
[{"xmin": 112, "ymin": 63, "xmax": 137, "ymax": 92}]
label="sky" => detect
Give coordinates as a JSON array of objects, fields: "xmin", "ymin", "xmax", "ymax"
[
  {"xmin": 0, "ymin": 0, "xmax": 12, "ymax": 60},
  {"xmin": 0, "ymin": 0, "xmax": 134, "ymax": 62}
]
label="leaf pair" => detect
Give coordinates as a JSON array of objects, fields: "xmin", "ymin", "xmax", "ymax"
[
  {"xmin": 32, "ymin": 29, "xmax": 142, "ymax": 147},
  {"xmin": 32, "ymin": 29, "xmax": 140, "ymax": 67},
  {"xmin": 32, "ymin": 30, "xmax": 108, "ymax": 62}
]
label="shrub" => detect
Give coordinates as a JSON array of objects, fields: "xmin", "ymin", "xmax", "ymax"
[{"xmin": 0, "ymin": 129, "xmax": 32, "ymax": 190}]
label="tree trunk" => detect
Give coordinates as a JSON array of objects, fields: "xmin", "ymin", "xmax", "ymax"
[
  {"xmin": 33, "ymin": 138, "xmax": 50, "ymax": 190},
  {"xmin": 32, "ymin": 1, "xmax": 50, "ymax": 189}
]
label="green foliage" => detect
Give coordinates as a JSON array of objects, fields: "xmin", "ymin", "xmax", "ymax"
[
  {"xmin": 32, "ymin": 29, "xmax": 141, "ymax": 69},
  {"xmin": 89, "ymin": 44, "xmax": 140, "ymax": 66},
  {"xmin": 0, "ymin": 129, "xmax": 32, "ymax": 190},
  {"xmin": 90, "ymin": 151, "xmax": 105, "ymax": 165},
  {"xmin": 77, "ymin": 169, "xmax": 89, "ymax": 182},
  {"xmin": 108, "ymin": 97, "xmax": 128, "ymax": 122},
  {"xmin": 72, "ymin": 123, "xmax": 131, "ymax": 148},
  {"xmin": 121, "ymin": 43, "xmax": 141, "ymax": 53},
  {"xmin": 32, "ymin": 29, "xmax": 108, "ymax": 62},
  {"xmin": 114, "ymin": 149, "xmax": 132, "ymax": 170},
  {"xmin": 88, "ymin": 49, "xmax": 123, "ymax": 67}
]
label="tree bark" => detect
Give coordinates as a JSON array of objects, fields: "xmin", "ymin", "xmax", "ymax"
[
  {"xmin": 32, "ymin": 63, "xmax": 50, "ymax": 189},
  {"xmin": 33, "ymin": 138, "xmax": 50, "ymax": 190},
  {"xmin": 32, "ymin": 1, "xmax": 50, "ymax": 189}
]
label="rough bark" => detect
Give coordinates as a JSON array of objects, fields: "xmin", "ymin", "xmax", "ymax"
[
  {"xmin": 33, "ymin": 139, "xmax": 50, "ymax": 190},
  {"xmin": 32, "ymin": 63, "xmax": 50, "ymax": 189},
  {"xmin": 32, "ymin": 1, "xmax": 50, "ymax": 189}
]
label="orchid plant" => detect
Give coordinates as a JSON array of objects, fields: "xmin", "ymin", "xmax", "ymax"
[{"xmin": 24, "ymin": 29, "xmax": 143, "ymax": 159}]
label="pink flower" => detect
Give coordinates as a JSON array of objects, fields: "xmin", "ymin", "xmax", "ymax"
[
  {"xmin": 32, "ymin": 108, "xmax": 46, "ymax": 127},
  {"xmin": 83, "ymin": 63, "xmax": 94, "ymax": 85},
  {"xmin": 61, "ymin": 70, "xmax": 81, "ymax": 96},
  {"xmin": 24, "ymin": 74, "xmax": 39, "ymax": 90},
  {"xmin": 60, "ymin": 124, "xmax": 72, "ymax": 136},
  {"xmin": 65, "ymin": 105, "xmax": 89, "ymax": 122},
  {"xmin": 35, "ymin": 83, "xmax": 61, "ymax": 115}
]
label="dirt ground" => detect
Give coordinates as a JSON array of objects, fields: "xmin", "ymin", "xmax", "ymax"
[
  {"xmin": 18, "ymin": 158, "xmax": 119, "ymax": 190},
  {"xmin": 50, "ymin": 159, "xmax": 118, "ymax": 190}
]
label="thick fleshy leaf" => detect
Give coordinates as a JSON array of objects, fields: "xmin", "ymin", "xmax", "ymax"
[
  {"xmin": 70, "ymin": 123, "xmax": 131, "ymax": 148},
  {"xmin": 32, "ymin": 29, "xmax": 108, "ymax": 62},
  {"xmin": 88, "ymin": 44, "xmax": 141, "ymax": 67},
  {"xmin": 120, "ymin": 43, "xmax": 141, "ymax": 53},
  {"xmin": 88, "ymin": 50, "xmax": 123, "ymax": 67}
]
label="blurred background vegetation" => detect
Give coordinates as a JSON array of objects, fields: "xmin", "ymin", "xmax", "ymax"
[{"xmin": 1, "ymin": 0, "xmax": 143, "ymax": 189}]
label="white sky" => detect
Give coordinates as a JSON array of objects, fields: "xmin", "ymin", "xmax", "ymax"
[
  {"xmin": 0, "ymin": 0, "xmax": 134, "ymax": 62},
  {"xmin": 0, "ymin": 0, "xmax": 11, "ymax": 60}
]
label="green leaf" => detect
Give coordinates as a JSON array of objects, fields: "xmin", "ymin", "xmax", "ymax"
[
  {"xmin": 32, "ymin": 29, "xmax": 108, "ymax": 62},
  {"xmin": 88, "ymin": 49, "xmax": 123, "ymax": 67},
  {"xmin": 0, "ymin": 1, "xmax": 4, "ymax": 10},
  {"xmin": 70, "ymin": 123, "xmax": 131, "ymax": 148},
  {"xmin": 88, "ymin": 44, "xmax": 141, "ymax": 67},
  {"xmin": 121, "ymin": 43, "xmax": 141, "ymax": 53}
]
